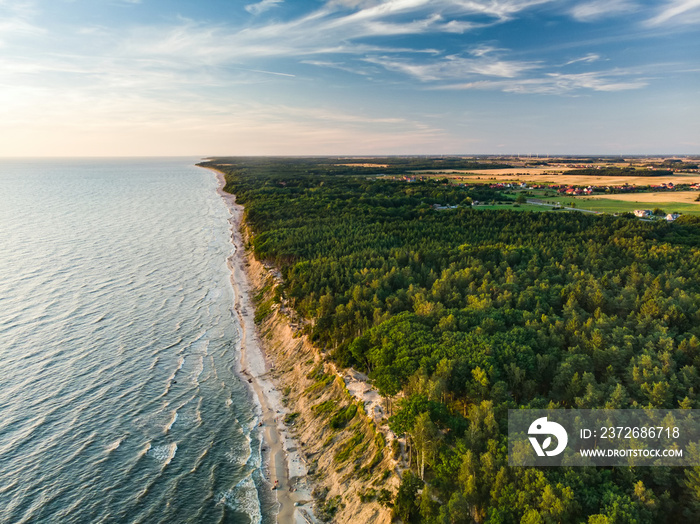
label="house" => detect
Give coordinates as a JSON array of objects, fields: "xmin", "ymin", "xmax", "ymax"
[
  {"xmin": 634, "ymin": 209, "xmax": 652, "ymax": 218},
  {"xmin": 666, "ymin": 213, "xmax": 681, "ymax": 222}
]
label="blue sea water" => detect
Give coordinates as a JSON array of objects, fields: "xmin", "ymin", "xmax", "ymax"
[{"xmin": 0, "ymin": 158, "xmax": 274, "ymax": 523}]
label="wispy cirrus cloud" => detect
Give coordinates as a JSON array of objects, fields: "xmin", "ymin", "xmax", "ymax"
[
  {"xmin": 645, "ymin": 0, "xmax": 700, "ymax": 25},
  {"xmin": 245, "ymin": 0, "xmax": 284, "ymax": 16},
  {"xmin": 431, "ymin": 69, "xmax": 649, "ymax": 94},
  {"xmin": 570, "ymin": 0, "xmax": 638, "ymax": 21},
  {"xmin": 121, "ymin": 0, "xmax": 554, "ymax": 63},
  {"xmin": 0, "ymin": 0, "xmax": 44, "ymax": 45},
  {"xmin": 562, "ymin": 53, "xmax": 601, "ymax": 66},
  {"xmin": 1, "ymin": 0, "xmax": 697, "ymax": 156},
  {"xmin": 364, "ymin": 54, "xmax": 541, "ymax": 81},
  {"xmin": 301, "ymin": 59, "xmax": 376, "ymax": 76}
]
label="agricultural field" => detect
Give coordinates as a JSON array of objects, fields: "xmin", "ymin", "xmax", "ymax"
[
  {"xmin": 571, "ymin": 198, "xmax": 700, "ymax": 215},
  {"xmin": 472, "ymin": 203, "xmax": 559, "ymax": 212},
  {"xmin": 583, "ymin": 191, "xmax": 700, "ymax": 204},
  {"xmin": 527, "ymin": 191, "xmax": 700, "ymax": 215},
  {"xmin": 432, "ymin": 171, "xmax": 700, "ymax": 187}
]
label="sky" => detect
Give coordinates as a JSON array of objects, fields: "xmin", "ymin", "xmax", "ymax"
[{"xmin": 0, "ymin": 0, "xmax": 699, "ymax": 156}]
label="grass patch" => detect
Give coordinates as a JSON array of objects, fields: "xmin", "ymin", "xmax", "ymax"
[
  {"xmin": 329, "ymin": 403, "xmax": 358, "ymax": 429},
  {"xmin": 304, "ymin": 363, "xmax": 334, "ymax": 396},
  {"xmin": 359, "ymin": 488, "xmax": 376, "ymax": 502},
  {"xmin": 334, "ymin": 433, "xmax": 364, "ymax": 463},
  {"xmin": 391, "ymin": 439, "xmax": 401, "ymax": 460},
  {"xmin": 284, "ymin": 412, "xmax": 300, "ymax": 424},
  {"xmin": 472, "ymin": 203, "xmax": 553, "ymax": 212},
  {"xmin": 568, "ymin": 197, "xmax": 700, "ymax": 215},
  {"xmin": 306, "ymin": 363, "xmax": 325, "ymax": 380},
  {"xmin": 304, "ymin": 374, "xmax": 334, "ymax": 395},
  {"xmin": 317, "ymin": 495, "xmax": 343, "ymax": 522},
  {"xmin": 312, "ymin": 400, "xmax": 338, "ymax": 417},
  {"xmin": 254, "ymin": 298, "xmax": 274, "ymax": 322},
  {"xmin": 359, "ymin": 433, "xmax": 387, "ymax": 476},
  {"xmin": 252, "ymin": 278, "xmax": 277, "ymax": 322}
]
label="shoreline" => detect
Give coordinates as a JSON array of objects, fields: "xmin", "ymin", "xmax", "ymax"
[
  {"xmin": 204, "ymin": 163, "xmax": 395, "ymax": 524},
  {"xmin": 211, "ymin": 169, "xmax": 314, "ymax": 524}
]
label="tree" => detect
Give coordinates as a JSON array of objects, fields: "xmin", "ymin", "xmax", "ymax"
[{"xmin": 393, "ymin": 471, "xmax": 423, "ymax": 523}]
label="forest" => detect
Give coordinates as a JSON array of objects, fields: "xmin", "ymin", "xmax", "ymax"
[{"xmin": 201, "ymin": 157, "xmax": 700, "ymax": 523}]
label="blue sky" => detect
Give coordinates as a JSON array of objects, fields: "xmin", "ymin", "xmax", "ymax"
[{"xmin": 1, "ymin": 0, "xmax": 698, "ymax": 156}]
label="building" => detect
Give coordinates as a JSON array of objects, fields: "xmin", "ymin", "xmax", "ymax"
[{"xmin": 634, "ymin": 209, "xmax": 652, "ymax": 218}]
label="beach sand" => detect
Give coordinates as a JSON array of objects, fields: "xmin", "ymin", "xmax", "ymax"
[{"xmin": 212, "ymin": 170, "xmax": 315, "ymax": 524}]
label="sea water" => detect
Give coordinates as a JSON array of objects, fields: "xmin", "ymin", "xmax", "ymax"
[{"xmin": 0, "ymin": 158, "xmax": 275, "ymax": 523}]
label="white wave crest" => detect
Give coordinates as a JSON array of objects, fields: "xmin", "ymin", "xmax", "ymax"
[{"xmin": 217, "ymin": 476, "xmax": 262, "ymax": 524}]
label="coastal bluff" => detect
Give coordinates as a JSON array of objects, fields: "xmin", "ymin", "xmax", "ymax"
[{"xmin": 238, "ymin": 199, "xmax": 398, "ymax": 523}]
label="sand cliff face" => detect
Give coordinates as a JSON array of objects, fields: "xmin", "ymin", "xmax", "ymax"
[{"xmin": 239, "ymin": 220, "xmax": 398, "ymax": 524}]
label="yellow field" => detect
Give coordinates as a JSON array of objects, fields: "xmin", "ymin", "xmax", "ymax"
[
  {"xmin": 415, "ymin": 167, "xmax": 574, "ymax": 176},
  {"xmin": 423, "ymin": 170, "xmax": 700, "ymax": 187},
  {"xmin": 337, "ymin": 163, "xmax": 389, "ymax": 168},
  {"xmin": 581, "ymin": 191, "xmax": 700, "ymax": 204}
]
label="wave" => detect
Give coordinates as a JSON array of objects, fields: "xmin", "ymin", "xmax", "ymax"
[
  {"xmin": 105, "ymin": 436, "xmax": 125, "ymax": 453},
  {"xmin": 162, "ymin": 443, "xmax": 177, "ymax": 468},
  {"xmin": 0, "ymin": 162, "xmax": 269, "ymax": 523},
  {"xmin": 191, "ymin": 355, "xmax": 204, "ymax": 386},
  {"xmin": 217, "ymin": 476, "xmax": 262, "ymax": 524},
  {"xmin": 140, "ymin": 442, "xmax": 152, "ymax": 459},
  {"xmin": 147, "ymin": 442, "xmax": 177, "ymax": 468},
  {"xmin": 189, "ymin": 440, "xmax": 213, "ymax": 474},
  {"xmin": 160, "ymin": 357, "xmax": 185, "ymax": 397},
  {"xmin": 163, "ymin": 337, "xmax": 183, "ymax": 351},
  {"xmin": 164, "ymin": 411, "xmax": 178, "ymax": 433}
]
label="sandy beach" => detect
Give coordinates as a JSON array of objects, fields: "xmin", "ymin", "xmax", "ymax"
[{"xmin": 212, "ymin": 170, "xmax": 315, "ymax": 524}]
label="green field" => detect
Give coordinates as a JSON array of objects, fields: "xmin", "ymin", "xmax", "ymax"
[
  {"xmin": 538, "ymin": 197, "xmax": 700, "ymax": 215},
  {"xmin": 473, "ymin": 203, "xmax": 557, "ymax": 212}
]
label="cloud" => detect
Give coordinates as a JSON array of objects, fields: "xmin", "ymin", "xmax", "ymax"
[
  {"xmin": 245, "ymin": 0, "xmax": 284, "ymax": 16},
  {"xmin": 301, "ymin": 59, "xmax": 375, "ymax": 76},
  {"xmin": 563, "ymin": 53, "xmax": 600, "ymax": 66},
  {"xmin": 234, "ymin": 67, "xmax": 296, "ymax": 77},
  {"xmin": 570, "ymin": 0, "xmax": 638, "ymax": 21},
  {"xmin": 645, "ymin": 0, "xmax": 700, "ymax": 25},
  {"xmin": 0, "ymin": 0, "xmax": 43, "ymax": 45},
  {"xmin": 468, "ymin": 45, "xmax": 506, "ymax": 57},
  {"xmin": 365, "ymin": 54, "xmax": 541, "ymax": 81},
  {"xmin": 431, "ymin": 69, "xmax": 648, "ymax": 94}
]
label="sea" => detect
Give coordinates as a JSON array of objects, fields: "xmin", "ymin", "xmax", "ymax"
[{"xmin": 0, "ymin": 158, "xmax": 275, "ymax": 523}]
